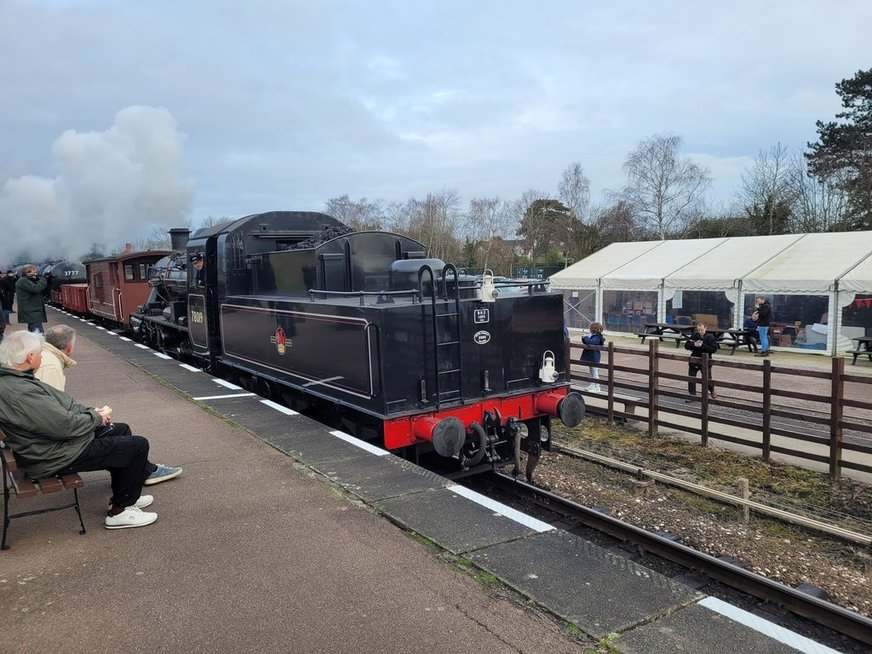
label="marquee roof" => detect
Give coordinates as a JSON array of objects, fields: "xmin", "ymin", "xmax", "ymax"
[{"xmin": 550, "ymin": 231, "xmax": 872, "ymax": 294}]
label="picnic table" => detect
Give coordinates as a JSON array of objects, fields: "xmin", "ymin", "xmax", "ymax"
[
  {"xmin": 713, "ymin": 328, "xmax": 758, "ymax": 355},
  {"xmin": 638, "ymin": 323, "xmax": 757, "ymax": 355},
  {"xmin": 848, "ymin": 336, "xmax": 872, "ymax": 365},
  {"xmin": 637, "ymin": 323, "xmax": 694, "ymax": 347}
]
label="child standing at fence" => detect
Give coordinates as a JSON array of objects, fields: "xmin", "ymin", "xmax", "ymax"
[{"xmin": 581, "ymin": 321, "xmax": 605, "ymax": 393}]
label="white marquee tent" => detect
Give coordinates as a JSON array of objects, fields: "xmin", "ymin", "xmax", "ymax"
[{"xmin": 550, "ymin": 232, "xmax": 872, "ymax": 355}]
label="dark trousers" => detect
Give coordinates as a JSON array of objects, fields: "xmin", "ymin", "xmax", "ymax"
[
  {"xmin": 94, "ymin": 422, "xmax": 158, "ymax": 476},
  {"xmin": 688, "ymin": 362, "xmax": 715, "ymax": 395},
  {"xmin": 60, "ymin": 423, "xmax": 152, "ymax": 509}
]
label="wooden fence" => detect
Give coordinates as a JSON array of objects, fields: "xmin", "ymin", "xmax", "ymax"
[{"xmin": 571, "ymin": 340, "xmax": 872, "ymax": 478}]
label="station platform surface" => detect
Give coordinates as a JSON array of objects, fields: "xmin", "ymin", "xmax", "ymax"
[{"xmin": 1, "ymin": 309, "xmax": 842, "ymax": 653}]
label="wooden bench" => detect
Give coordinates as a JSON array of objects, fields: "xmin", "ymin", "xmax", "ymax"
[
  {"xmin": 575, "ymin": 385, "xmax": 642, "ymax": 418},
  {"xmin": 1, "ymin": 430, "xmax": 86, "ymax": 550},
  {"xmin": 846, "ymin": 349, "xmax": 872, "ymax": 365}
]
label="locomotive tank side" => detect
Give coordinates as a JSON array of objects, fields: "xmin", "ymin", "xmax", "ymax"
[{"xmin": 216, "ymin": 223, "xmax": 583, "ymax": 478}]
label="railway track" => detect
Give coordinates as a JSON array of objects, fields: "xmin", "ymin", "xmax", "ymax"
[{"xmin": 483, "ymin": 471, "xmax": 872, "ymax": 649}]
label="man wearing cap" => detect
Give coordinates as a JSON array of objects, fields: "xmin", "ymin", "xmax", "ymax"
[
  {"xmin": 190, "ymin": 253, "xmax": 205, "ymax": 287},
  {"xmin": 15, "ymin": 265, "xmax": 48, "ymax": 333}
]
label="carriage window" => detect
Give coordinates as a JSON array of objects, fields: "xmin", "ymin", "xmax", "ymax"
[
  {"xmin": 94, "ymin": 273, "xmax": 103, "ymax": 288},
  {"xmin": 124, "ymin": 264, "xmax": 134, "ymax": 281},
  {"xmin": 140, "ymin": 264, "xmax": 148, "ymax": 279}
]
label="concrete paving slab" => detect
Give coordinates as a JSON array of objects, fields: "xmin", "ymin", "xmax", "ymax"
[
  {"xmin": 374, "ymin": 487, "xmax": 539, "ymax": 554},
  {"xmin": 614, "ymin": 603, "xmax": 801, "ymax": 654},
  {"xmin": 319, "ymin": 453, "xmax": 450, "ymax": 502},
  {"xmin": 468, "ymin": 529, "xmax": 699, "ymax": 640}
]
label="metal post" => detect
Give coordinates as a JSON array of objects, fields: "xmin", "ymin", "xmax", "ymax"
[{"xmin": 700, "ymin": 352, "xmax": 709, "ymax": 447}]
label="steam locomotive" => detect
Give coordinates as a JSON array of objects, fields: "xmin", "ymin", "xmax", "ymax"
[{"xmin": 119, "ymin": 211, "xmax": 584, "ymax": 478}]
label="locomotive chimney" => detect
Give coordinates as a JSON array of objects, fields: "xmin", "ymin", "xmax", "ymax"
[{"xmin": 169, "ymin": 228, "xmax": 190, "ymax": 253}]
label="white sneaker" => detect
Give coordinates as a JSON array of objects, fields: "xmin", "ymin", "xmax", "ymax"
[
  {"xmin": 593, "ymin": 384, "xmax": 602, "ymax": 393},
  {"xmin": 105, "ymin": 506, "xmax": 158, "ymax": 530},
  {"xmin": 585, "ymin": 383, "xmax": 597, "ymax": 391},
  {"xmin": 107, "ymin": 494, "xmax": 153, "ymax": 511}
]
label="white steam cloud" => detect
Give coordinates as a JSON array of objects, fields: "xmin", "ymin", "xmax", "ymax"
[{"xmin": 0, "ymin": 106, "xmax": 193, "ymax": 265}]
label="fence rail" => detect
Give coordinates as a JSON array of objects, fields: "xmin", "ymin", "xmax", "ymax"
[{"xmin": 571, "ymin": 340, "xmax": 872, "ymax": 478}]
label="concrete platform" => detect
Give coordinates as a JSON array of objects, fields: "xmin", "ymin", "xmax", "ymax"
[{"xmin": 0, "ymin": 308, "xmax": 844, "ymax": 653}]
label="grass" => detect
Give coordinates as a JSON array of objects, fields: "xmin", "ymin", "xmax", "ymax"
[{"xmin": 553, "ymin": 417, "xmax": 872, "ymax": 526}]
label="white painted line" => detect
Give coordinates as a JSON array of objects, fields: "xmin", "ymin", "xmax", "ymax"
[
  {"xmin": 78, "ymin": 318, "xmax": 86, "ymax": 322},
  {"xmin": 106, "ymin": 331, "xmax": 118, "ymax": 336},
  {"xmin": 330, "ymin": 430, "xmax": 388, "ymax": 456},
  {"xmin": 260, "ymin": 399, "xmax": 299, "ymax": 415},
  {"xmin": 448, "ymin": 485, "xmax": 555, "ymax": 533},
  {"xmin": 153, "ymin": 352, "xmax": 172, "ymax": 360},
  {"xmin": 192, "ymin": 393, "xmax": 257, "ymax": 401},
  {"xmin": 699, "ymin": 597, "xmax": 840, "ymax": 654},
  {"xmin": 95, "ymin": 326, "xmax": 106, "ymax": 330},
  {"xmin": 179, "ymin": 364, "xmax": 200, "ymax": 372},
  {"xmin": 134, "ymin": 344, "xmax": 149, "ymax": 349},
  {"xmin": 212, "ymin": 378, "xmax": 242, "ymax": 390},
  {"xmin": 118, "ymin": 336, "xmax": 131, "ymax": 342}
]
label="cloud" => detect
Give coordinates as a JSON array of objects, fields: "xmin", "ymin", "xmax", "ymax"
[{"xmin": 0, "ymin": 106, "xmax": 193, "ymax": 263}]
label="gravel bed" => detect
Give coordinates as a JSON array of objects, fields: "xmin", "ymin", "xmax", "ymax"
[{"xmin": 539, "ymin": 421, "xmax": 872, "ymax": 622}]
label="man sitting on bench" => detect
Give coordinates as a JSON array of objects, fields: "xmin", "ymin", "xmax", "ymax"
[{"xmin": 0, "ymin": 331, "xmax": 159, "ymax": 530}]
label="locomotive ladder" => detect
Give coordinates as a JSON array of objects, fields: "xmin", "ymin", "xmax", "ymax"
[{"xmin": 420, "ymin": 263, "xmax": 464, "ymax": 408}]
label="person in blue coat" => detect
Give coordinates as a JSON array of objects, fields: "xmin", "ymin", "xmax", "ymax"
[{"xmin": 581, "ymin": 321, "xmax": 605, "ymax": 393}]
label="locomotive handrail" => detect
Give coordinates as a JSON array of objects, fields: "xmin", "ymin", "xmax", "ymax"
[{"xmin": 307, "ymin": 288, "xmax": 421, "ymax": 306}]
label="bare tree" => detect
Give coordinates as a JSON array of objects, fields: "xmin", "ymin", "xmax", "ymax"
[
  {"xmin": 788, "ymin": 155, "xmax": 851, "ymax": 232},
  {"xmin": 620, "ymin": 134, "xmax": 711, "ymax": 239},
  {"xmin": 736, "ymin": 142, "xmax": 796, "ymax": 235},
  {"xmin": 404, "ymin": 187, "xmax": 462, "ymax": 262},
  {"xmin": 465, "ymin": 197, "xmax": 517, "ymax": 273},
  {"xmin": 324, "ymin": 195, "xmax": 384, "ymax": 230},
  {"xmin": 558, "ymin": 162, "xmax": 591, "ymax": 223}
]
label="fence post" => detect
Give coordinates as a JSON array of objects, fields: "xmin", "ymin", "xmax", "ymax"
[
  {"xmin": 700, "ymin": 352, "xmax": 709, "ymax": 447},
  {"xmin": 761, "ymin": 359, "xmax": 772, "ymax": 462},
  {"xmin": 607, "ymin": 342, "xmax": 615, "ymax": 425},
  {"xmin": 829, "ymin": 357, "xmax": 844, "ymax": 478},
  {"xmin": 647, "ymin": 339, "xmax": 659, "ymax": 438}
]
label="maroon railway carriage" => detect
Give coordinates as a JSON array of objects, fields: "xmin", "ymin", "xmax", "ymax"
[
  {"xmin": 60, "ymin": 283, "xmax": 89, "ymax": 315},
  {"xmin": 85, "ymin": 248, "xmax": 170, "ymax": 327}
]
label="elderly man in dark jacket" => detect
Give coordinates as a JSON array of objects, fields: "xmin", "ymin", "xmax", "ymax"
[
  {"xmin": 15, "ymin": 265, "xmax": 48, "ymax": 333},
  {"xmin": 0, "ymin": 330, "xmax": 157, "ymax": 529},
  {"xmin": 684, "ymin": 322, "xmax": 719, "ymax": 400}
]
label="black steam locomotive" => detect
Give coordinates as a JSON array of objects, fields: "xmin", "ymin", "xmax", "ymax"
[{"xmin": 130, "ymin": 211, "xmax": 583, "ymax": 478}]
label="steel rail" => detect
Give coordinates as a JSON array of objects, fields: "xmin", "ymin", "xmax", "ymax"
[{"xmin": 490, "ymin": 471, "xmax": 872, "ymax": 646}]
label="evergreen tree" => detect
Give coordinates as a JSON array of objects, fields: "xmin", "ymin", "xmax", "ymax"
[{"xmin": 806, "ymin": 68, "xmax": 872, "ymax": 230}]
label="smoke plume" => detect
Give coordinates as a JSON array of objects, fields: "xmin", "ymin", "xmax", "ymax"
[{"xmin": 0, "ymin": 106, "xmax": 193, "ymax": 265}]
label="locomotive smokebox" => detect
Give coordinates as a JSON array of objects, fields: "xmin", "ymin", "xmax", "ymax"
[
  {"xmin": 412, "ymin": 416, "xmax": 466, "ymax": 457},
  {"xmin": 169, "ymin": 228, "xmax": 191, "ymax": 253}
]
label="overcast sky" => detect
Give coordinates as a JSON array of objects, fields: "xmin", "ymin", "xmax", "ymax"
[{"xmin": 1, "ymin": 0, "xmax": 870, "ymax": 260}]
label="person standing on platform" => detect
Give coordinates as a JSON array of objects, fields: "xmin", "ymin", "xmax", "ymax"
[
  {"xmin": 0, "ymin": 270, "xmax": 16, "ymax": 325},
  {"xmin": 753, "ymin": 296, "xmax": 773, "ymax": 358},
  {"xmin": 581, "ymin": 321, "xmax": 605, "ymax": 393},
  {"xmin": 15, "ymin": 265, "xmax": 48, "ymax": 333},
  {"xmin": 684, "ymin": 322, "xmax": 719, "ymax": 401}
]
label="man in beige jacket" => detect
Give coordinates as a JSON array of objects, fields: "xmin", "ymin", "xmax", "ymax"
[
  {"xmin": 35, "ymin": 324, "xmax": 183, "ymax": 486},
  {"xmin": 35, "ymin": 324, "xmax": 77, "ymax": 391}
]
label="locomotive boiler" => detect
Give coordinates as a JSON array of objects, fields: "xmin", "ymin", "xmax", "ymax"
[{"xmin": 130, "ymin": 211, "xmax": 583, "ymax": 478}]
